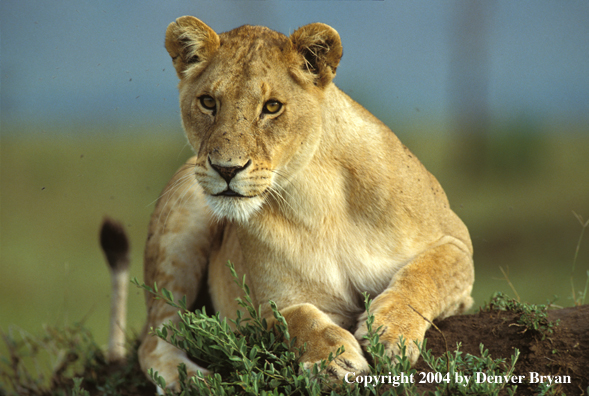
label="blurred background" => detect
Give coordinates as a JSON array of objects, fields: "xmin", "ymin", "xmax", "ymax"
[{"xmin": 1, "ymin": 0, "xmax": 588, "ymax": 361}]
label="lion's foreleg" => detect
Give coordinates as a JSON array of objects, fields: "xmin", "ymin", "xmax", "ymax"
[
  {"xmin": 138, "ymin": 241, "xmax": 211, "ymax": 392},
  {"xmin": 138, "ymin": 166, "xmax": 215, "ymax": 391},
  {"xmin": 354, "ymin": 242, "xmax": 474, "ymax": 364},
  {"xmin": 273, "ymin": 303, "xmax": 370, "ymax": 381}
]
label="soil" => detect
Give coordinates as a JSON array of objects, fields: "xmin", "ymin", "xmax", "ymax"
[{"xmin": 413, "ymin": 304, "xmax": 589, "ymax": 395}]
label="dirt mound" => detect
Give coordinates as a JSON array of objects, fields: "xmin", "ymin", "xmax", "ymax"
[{"xmin": 414, "ymin": 304, "xmax": 589, "ymax": 395}]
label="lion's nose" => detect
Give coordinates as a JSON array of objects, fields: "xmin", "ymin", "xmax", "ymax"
[{"xmin": 209, "ymin": 158, "xmax": 252, "ymax": 183}]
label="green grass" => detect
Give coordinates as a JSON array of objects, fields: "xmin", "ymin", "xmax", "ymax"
[
  {"xmin": 2, "ymin": 265, "xmax": 529, "ymax": 395},
  {"xmin": 1, "ymin": 122, "xmax": 588, "ymax": 373}
]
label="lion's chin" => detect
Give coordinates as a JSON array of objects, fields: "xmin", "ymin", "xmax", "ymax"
[{"xmin": 205, "ymin": 194, "xmax": 264, "ymax": 223}]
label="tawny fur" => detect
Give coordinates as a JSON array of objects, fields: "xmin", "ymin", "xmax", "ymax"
[{"xmin": 138, "ymin": 16, "xmax": 474, "ymax": 391}]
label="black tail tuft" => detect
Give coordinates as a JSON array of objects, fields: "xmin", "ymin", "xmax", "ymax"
[{"xmin": 100, "ymin": 216, "xmax": 130, "ymax": 272}]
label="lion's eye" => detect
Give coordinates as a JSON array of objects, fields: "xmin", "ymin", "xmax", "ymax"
[
  {"xmin": 263, "ymin": 100, "xmax": 282, "ymax": 114},
  {"xmin": 199, "ymin": 95, "xmax": 216, "ymax": 111}
]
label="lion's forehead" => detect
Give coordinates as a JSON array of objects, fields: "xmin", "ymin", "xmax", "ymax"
[
  {"xmin": 213, "ymin": 49, "xmax": 287, "ymax": 82},
  {"xmin": 219, "ymin": 24, "xmax": 290, "ymax": 55},
  {"xmin": 204, "ymin": 29, "xmax": 292, "ymax": 87}
]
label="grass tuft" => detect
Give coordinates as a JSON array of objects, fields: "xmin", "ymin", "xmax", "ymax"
[
  {"xmin": 482, "ymin": 292, "xmax": 559, "ymax": 340},
  {"xmin": 570, "ymin": 211, "xmax": 589, "ymax": 306}
]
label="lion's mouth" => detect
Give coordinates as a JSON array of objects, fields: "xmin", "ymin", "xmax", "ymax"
[
  {"xmin": 214, "ymin": 188, "xmax": 245, "ymax": 197},
  {"xmin": 214, "ymin": 188, "xmax": 262, "ymax": 198},
  {"xmin": 212, "ymin": 188, "xmax": 269, "ymax": 199}
]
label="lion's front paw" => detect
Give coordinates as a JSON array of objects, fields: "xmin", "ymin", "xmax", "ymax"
[
  {"xmin": 300, "ymin": 328, "xmax": 370, "ymax": 382},
  {"xmin": 139, "ymin": 336, "xmax": 209, "ymax": 393},
  {"xmin": 280, "ymin": 303, "xmax": 370, "ymax": 381},
  {"xmin": 354, "ymin": 310, "xmax": 427, "ymax": 366},
  {"xmin": 152, "ymin": 358, "xmax": 209, "ymax": 394}
]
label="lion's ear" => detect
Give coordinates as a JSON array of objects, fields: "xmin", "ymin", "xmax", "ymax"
[
  {"xmin": 289, "ymin": 23, "xmax": 343, "ymax": 87},
  {"xmin": 165, "ymin": 16, "xmax": 220, "ymax": 79}
]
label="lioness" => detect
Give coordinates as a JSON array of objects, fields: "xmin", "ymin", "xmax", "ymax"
[{"xmin": 138, "ymin": 16, "xmax": 474, "ymax": 391}]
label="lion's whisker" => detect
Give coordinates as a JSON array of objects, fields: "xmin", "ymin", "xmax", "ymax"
[
  {"xmin": 155, "ymin": 173, "xmax": 196, "ymax": 227},
  {"xmin": 162, "ymin": 178, "xmax": 199, "ymax": 230},
  {"xmin": 147, "ymin": 164, "xmax": 195, "ymax": 208}
]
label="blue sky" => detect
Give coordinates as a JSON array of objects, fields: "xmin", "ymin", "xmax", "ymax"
[{"xmin": 1, "ymin": 1, "xmax": 588, "ymax": 132}]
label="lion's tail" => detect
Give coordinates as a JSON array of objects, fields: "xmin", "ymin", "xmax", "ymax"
[{"xmin": 99, "ymin": 216, "xmax": 130, "ymax": 363}]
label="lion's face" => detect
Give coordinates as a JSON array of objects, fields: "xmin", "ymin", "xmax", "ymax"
[
  {"xmin": 166, "ymin": 19, "xmax": 342, "ymax": 222},
  {"xmin": 179, "ymin": 34, "xmax": 320, "ymax": 222}
]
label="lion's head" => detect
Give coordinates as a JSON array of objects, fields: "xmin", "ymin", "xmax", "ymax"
[{"xmin": 165, "ymin": 17, "xmax": 343, "ymax": 222}]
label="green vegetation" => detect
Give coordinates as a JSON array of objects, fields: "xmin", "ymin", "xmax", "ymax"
[
  {"xmin": 2, "ymin": 263, "xmax": 529, "ymax": 395},
  {"xmin": 482, "ymin": 292, "xmax": 559, "ymax": 340},
  {"xmin": 133, "ymin": 264, "xmax": 525, "ymax": 396}
]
